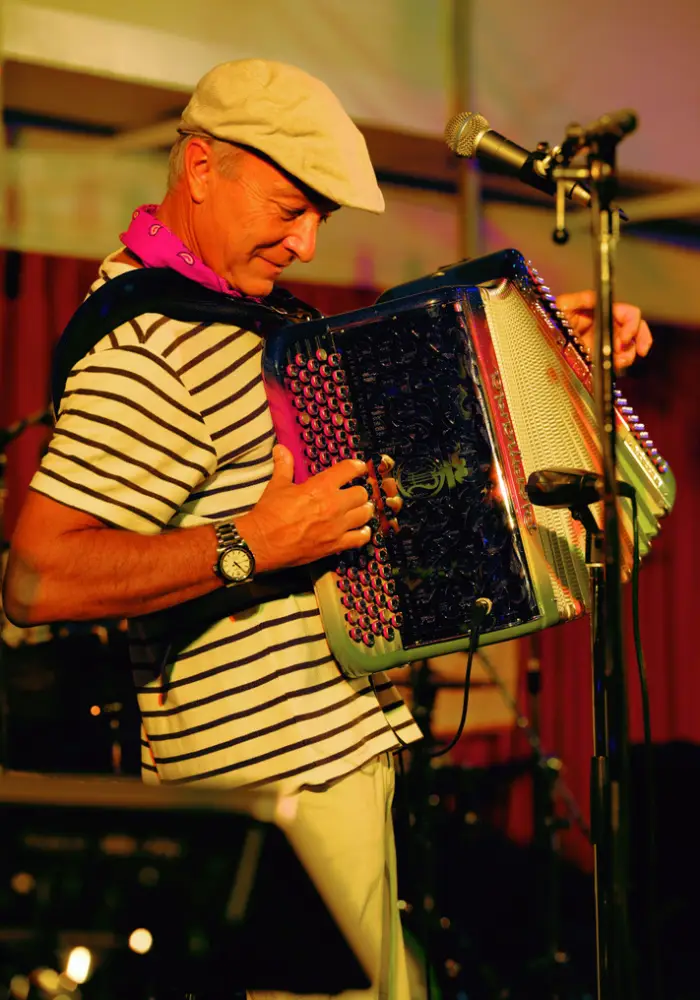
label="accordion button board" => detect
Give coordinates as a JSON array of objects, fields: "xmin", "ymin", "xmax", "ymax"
[{"xmin": 263, "ymin": 249, "xmax": 675, "ymax": 678}]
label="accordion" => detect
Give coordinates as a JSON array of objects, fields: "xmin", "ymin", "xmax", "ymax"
[{"xmin": 263, "ymin": 249, "xmax": 675, "ymax": 678}]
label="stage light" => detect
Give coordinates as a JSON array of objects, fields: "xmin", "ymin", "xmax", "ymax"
[
  {"xmin": 65, "ymin": 946, "xmax": 92, "ymax": 984},
  {"xmin": 128, "ymin": 928, "xmax": 153, "ymax": 954}
]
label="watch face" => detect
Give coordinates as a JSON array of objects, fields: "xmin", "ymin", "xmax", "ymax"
[{"xmin": 220, "ymin": 546, "xmax": 254, "ymax": 583}]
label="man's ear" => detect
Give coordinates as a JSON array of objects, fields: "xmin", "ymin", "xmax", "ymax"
[{"xmin": 184, "ymin": 137, "xmax": 216, "ymax": 204}]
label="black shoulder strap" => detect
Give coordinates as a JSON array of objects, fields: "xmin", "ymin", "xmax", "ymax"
[{"xmin": 52, "ymin": 267, "xmax": 322, "ymax": 412}]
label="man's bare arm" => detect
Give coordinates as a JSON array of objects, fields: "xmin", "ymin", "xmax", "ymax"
[
  {"xmin": 2, "ymin": 446, "xmax": 374, "ymax": 627},
  {"xmin": 3, "ymin": 489, "xmax": 223, "ymax": 626}
]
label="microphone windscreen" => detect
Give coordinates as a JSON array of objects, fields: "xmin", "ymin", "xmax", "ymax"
[{"xmin": 444, "ymin": 111, "xmax": 490, "ymax": 157}]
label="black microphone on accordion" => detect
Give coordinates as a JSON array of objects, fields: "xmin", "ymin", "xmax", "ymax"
[{"xmin": 526, "ymin": 468, "xmax": 635, "ymax": 509}]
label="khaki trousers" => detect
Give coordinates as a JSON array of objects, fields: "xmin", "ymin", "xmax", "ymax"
[{"xmin": 250, "ymin": 753, "xmax": 411, "ymax": 1000}]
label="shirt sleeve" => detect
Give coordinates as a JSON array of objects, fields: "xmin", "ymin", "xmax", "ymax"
[{"xmin": 31, "ymin": 345, "xmax": 218, "ymax": 533}]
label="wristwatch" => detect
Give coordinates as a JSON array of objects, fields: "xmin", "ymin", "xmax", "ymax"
[{"xmin": 213, "ymin": 520, "xmax": 256, "ymax": 586}]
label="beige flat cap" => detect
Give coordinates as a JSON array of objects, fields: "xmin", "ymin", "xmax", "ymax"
[{"xmin": 179, "ymin": 59, "xmax": 384, "ymax": 214}]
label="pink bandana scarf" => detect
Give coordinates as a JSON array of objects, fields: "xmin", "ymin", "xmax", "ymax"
[{"xmin": 120, "ymin": 204, "xmax": 247, "ymax": 298}]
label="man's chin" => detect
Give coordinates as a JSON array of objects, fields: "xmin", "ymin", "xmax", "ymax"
[{"xmin": 231, "ymin": 276, "xmax": 275, "ymax": 298}]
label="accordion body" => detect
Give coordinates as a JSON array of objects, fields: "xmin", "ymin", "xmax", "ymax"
[{"xmin": 263, "ymin": 250, "xmax": 675, "ymax": 677}]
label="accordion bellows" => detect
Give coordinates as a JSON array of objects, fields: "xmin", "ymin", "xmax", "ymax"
[{"xmin": 263, "ymin": 250, "xmax": 675, "ymax": 677}]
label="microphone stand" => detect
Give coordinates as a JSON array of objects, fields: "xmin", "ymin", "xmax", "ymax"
[{"xmin": 544, "ymin": 110, "xmax": 639, "ymax": 1000}]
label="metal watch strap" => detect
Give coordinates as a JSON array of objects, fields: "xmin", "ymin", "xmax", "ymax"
[{"xmin": 213, "ymin": 519, "xmax": 247, "ymax": 553}]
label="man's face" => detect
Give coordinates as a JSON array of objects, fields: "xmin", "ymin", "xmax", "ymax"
[{"xmin": 191, "ymin": 143, "xmax": 337, "ymax": 296}]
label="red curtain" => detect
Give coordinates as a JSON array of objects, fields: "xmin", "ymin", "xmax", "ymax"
[{"xmin": 1, "ymin": 252, "xmax": 698, "ymax": 869}]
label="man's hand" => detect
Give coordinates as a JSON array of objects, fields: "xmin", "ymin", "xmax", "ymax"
[
  {"xmin": 556, "ymin": 290, "xmax": 653, "ymax": 371},
  {"xmin": 237, "ymin": 445, "xmax": 375, "ymax": 573}
]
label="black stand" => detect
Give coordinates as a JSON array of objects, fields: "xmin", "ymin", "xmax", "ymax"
[
  {"xmin": 571, "ymin": 502, "xmax": 632, "ymax": 999},
  {"xmin": 545, "ymin": 110, "xmax": 638, "ymax": 1000}
]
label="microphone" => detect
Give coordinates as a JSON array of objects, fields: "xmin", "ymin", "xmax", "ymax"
[
  {"xmin": 526, "ymin": 468, "xmax": 635, "ymax": 510},
  {"xmin": 445, "ymin": 111, "xmax": 591, "ymax": 208}
]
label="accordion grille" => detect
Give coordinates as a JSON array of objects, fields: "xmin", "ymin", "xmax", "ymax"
[{"xmin": 481, "ymin": 281, "xmax": 600, "ymax": 617}]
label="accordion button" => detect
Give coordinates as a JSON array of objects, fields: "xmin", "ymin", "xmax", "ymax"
[
  {"xmin": 285, "ymin": 363, "xmax": 299, "ymax": 378},
  {"xmin": 349, "ymin": 627, "xmax": 363, "ymax": 643},
  {"xmin": 637, "ymin": 431, "xmax": 649, "ymax": 440},
  {"xmin": 339, "ymin": 445, "xmax": 352, "ymax": 459},
  {"xmin": 310, "ymin": 418, "xmax": 323, "ymax": 432},
  {"xmin": 309, "ymin": 462, "xmax": 323, "ymax": 475},
  {"xmin": 358, "ymin": 571, "xmax": 370, "ymax": 585},
  {"xmin": 358, "ymin": 615, "xmax": 372, "ymax": 630},
  {"xmin": 302, "ymin": 386, "xmax": 315, "ymax": 400},
  {"xmin": 379, "ymin": 609, "xmax": 392, "ymax": 625},
  {"xmin": 382, "ymin": 580, "xmax": 396, "ymax": 596},
  {"xmin": 362, "ymin": 588, "xmax": 374, "ymax": 603},
  {"xmin": 361, "ymin": 632, "xmax": 375, "ymax": 648},
  {"xmin": 344, "ymin": 418, "xmax": 358, "ymax": 433},
  {"xmin": 366, "ymin": 604, "xmax": 379, "ymax": 619},
  {"xmin": 378, "ymin": 564, "xmax": 392, "ymax": 579},
  {"xmin": 375, "ymin": 593, "xmax": 387, "ymax": 608},
  {"xmin": 371, "ymin": 621, "xmax": 383, "ymax": 636},
  {"xmin": 390, "ymin": 614, "xmax": 404, "ymax": 630},
  {"xmin": 293, "ymin": 397, "xmax": 306, "ymax": 411},
  {"xmin": 297, "ymin": 412, "xmax": 312, "ymax": 427},
  {"xmin": 315, "ymin": 348, "xmax": 328, "ymax": 362},
  {"xmin": 299, "ymin": 369, "xmax": 311, "ymax": 384},
  {"xmin": 328, "ymin": 352, "xmax": 342, "ymax": 368},
  {"xmin": 386, "ymin": 597, "xmax": 401, "ymax": 612},
  {"xmin": 354, "ymin": 599, "xmax": 369, "ymax": 614},
  {"xmin": 374, "ymin": 548, "xmax": 389, "ymax": 563},
  {"xmin": 332, "ymin": 370, "xmax": 346, "ymax": 384},
  {"xmin": 327, "ymin": 440, "xmax": 339, "ymax": 455},
  {"xmin": 307, "ymin": 357, "xmax": 320, "ymax": 373},
  {"xmin": 337, "ymin": 390, "xmax": 351, "ymax": 404},
  {"xmin": 350, "ymin": 583, "xmax": 362, "ymax": 598},
  {"xmin": 302, "ymin": 429, "xmax": 314, "ymax": 444},
  {"xmin": 367, "ymin": 560, "xmax": 379, "ymax": 574},
  {"xmin": 346, "ymin": 567, "xmax": 359, "ymax": 581},
  {"xmin": 294, "ymin": 352, "xmax": 307, "ymax": 367},
  {"xmin": 337, "ymin": 579, "xmax": 351, "ymax": 592},
  {"xmin": 323, "ymin": 380, "xmax": 335, "ymax": 394},
  {"xmin": 320, "ymin": 364, "xmax": 332, "ymax": 378},
  {"xmin": 382, "ymin": 626, "xmax": 396, "ymax": 641},
  {"xmin": 341, "ymin": 595, "xmax": 354, "ymax": 609},
  {"xmin": 306, "ymin": 403, "xmax": 320, "ymax": 417},
  {"xmin": 318, "ymin": 406, "xmax": 331, "ymax": 422},
  {"xmin": 327, "ymin": 397, "xmax": 340, "ymax": 412},
  {"xmin": 305, "ymin": 446, "xmax": 318, "ymax": 460}
]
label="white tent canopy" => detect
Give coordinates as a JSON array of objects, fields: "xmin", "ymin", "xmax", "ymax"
[{"xmin": 2, "ymin": 0, "xmax": 699, "ymax": 322}]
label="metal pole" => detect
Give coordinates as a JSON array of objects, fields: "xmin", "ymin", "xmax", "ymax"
[{"xmin": 451, "ymin": 0, "xmax": 481, "ymax": 261}]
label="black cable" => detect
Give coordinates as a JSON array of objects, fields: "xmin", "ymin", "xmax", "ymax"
[
  {"xmin": 427, "ymin": 597, "xmax": 492, "ymax": 759},
  {"xmin": 630, "ymin": 491, "xmax": 663, "ymax": 1000}
]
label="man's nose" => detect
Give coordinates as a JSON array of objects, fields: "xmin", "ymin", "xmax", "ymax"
[{"xmin": 283, "ymin": 215, "xmax": 319, "ymax": 263}]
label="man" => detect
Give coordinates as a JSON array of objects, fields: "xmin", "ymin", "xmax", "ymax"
[{"xmin": 3, "ymin": 59, "xmax": 651, "ymax": 999}]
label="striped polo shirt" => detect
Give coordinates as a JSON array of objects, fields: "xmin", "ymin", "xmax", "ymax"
[{"xmin": 31, "ymin": 255, "xmax": 421, "ymax": 791}]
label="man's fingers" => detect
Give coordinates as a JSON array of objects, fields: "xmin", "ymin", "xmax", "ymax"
[
  {"xmin": 337, "ymin": 526, "xmax": 373, "ymax": 552},
  {"xmin": 344, "ymin": 501, "xmax": 376, "ymax": 530},
  {"xmin": 636, "ymin": 320, "xmax": 653, "ymax": 357},
  {"xmin": 315, "ymin": 457, "xmax": 367, "ymax": 489},
  {"xmin": 337, "ymin": 484, "xmax": 371, "ymax": 513}
]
